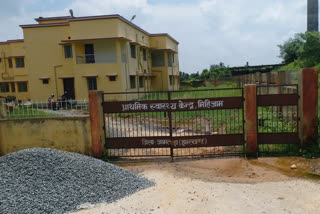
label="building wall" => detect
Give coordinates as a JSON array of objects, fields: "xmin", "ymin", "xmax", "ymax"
[
  {"xmin": 0, "ymin": 116, "xmax": 92, "ymax": 156},
  {"xmin": 23, "ymin": 25, "xmax": 72, "ymax": 101},
  {"xmin": 69, "ymin": 19, "xmax": 119, "ymax": 40},
  {"xmin": 118, "ymin": 20, "xmax": 150, "ymax": 47},
  {"xmin": 1, "ymin": 15, "xmax": 180, "ymax": 101},
  {"xmin": 0, "ymin": 41, "xmax": 29, "ymax": 100}
]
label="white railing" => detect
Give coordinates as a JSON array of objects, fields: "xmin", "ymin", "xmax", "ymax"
[
  {"xmin": 5, "ymin": 99, "xmax": 89, "ymax": 119},
  {"xmin": 76, "ymin": 54, "xmax": 95, "ymax": 64}
]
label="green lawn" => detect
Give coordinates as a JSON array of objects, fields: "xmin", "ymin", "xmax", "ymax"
[
  {"xmin": 141, "ymin": 82, "xmax": 240, "ymax": 101},
  {"xmin": 7, "ymin": 106, "xmax": 56, "ymax": 119}
]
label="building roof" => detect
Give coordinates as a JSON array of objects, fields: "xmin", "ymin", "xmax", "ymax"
[
  {"xmin": 35, "ymin": 16, "xmax": 72, "ymax": 22},
  {"xmin": 20, "ymin": 22, "xmax": 69, "ymax": 28},
  {"xmin": 21, "ymin": 14, "xmax": 179, "ymax": 44},
  {"xmin": 0, "ymin": 39, "xmax": 24, "ymax": 45}
]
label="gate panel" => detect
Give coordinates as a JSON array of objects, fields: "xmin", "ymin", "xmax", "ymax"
[
  {"xmin": 257, "ymin": 85, "xmax": 300, "ymax": 154},
  {"xmin": 103, "ymin": 88, "xmax": 245, "ymax": 157}
]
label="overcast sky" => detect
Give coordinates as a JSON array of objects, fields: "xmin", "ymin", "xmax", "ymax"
[{"xmin": 0, "ymin": 0, "xmax": 310, "ymax": 73}]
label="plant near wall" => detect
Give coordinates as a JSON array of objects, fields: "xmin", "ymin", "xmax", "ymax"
[{"xmin": 302, "ymin": 140, "xmax": 320, "ymax": 158}]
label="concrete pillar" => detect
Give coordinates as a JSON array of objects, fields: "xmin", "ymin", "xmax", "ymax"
[
  {"xmin": 88, "ymin": 91, "xmax": 105, "ymax": 158},
  {"xmin": 299, "ymin": 68, "xmax": 318, "ymax": 147},
  {"xmin": 0, "ymin": 98, "xmax": 7, "ymax": 119},
  {"xmin": 245, "ymin": 84, "xmax": 258, "ymax": 155}
]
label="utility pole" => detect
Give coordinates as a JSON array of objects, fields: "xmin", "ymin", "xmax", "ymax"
[{"xmin": 307, "ymin": 0, "xmax": 319, "ymax": 32}]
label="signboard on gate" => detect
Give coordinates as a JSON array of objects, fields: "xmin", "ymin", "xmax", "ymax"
[{"xmin": 103, "ymin": 97, "xmax": 243, "ymax": 113}]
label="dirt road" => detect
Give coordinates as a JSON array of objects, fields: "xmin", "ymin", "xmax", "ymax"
[{"xmin": 71, "ymin": 157, "xmax": 320, "ymax": 214}]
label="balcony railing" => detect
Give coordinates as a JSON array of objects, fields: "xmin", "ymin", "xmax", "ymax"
[{"xmin": 76, "ymin": 54, "xmax": 95, "ymax": 64}]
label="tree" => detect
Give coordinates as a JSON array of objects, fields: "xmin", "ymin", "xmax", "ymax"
[
  {"xmin": 298, "ymin": 32, "xmax": 320, "ymax": 67},
  {"xmin": 200, "ymin": 69, "xmax": 210, "ymax": 80},
  {"xmin": 190, "ymin": 71, "xmax": 200, "ymax": 80},
  {"xmin": 278, "ymin": 32, "xmax": 320, "ymax": 67},
  {"xmin": 179, "ymin": 71, "xmax": 190, "ymax": 81},
  {"xmin": 278, "ymin": 33, "xmax": 305, "ymax": 64}
]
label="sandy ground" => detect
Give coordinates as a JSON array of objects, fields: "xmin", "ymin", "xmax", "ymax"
[{"xmin": 70, "ymin": 157, "xmax": 320, "ymax": 214}]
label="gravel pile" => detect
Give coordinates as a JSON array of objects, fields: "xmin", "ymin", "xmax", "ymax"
[{"xmin": 0, "ymin": 148, "xmax": 153, "ymax": 214}]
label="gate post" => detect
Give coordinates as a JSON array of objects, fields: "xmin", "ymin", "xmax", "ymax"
[
  {"xmin": 245, "ymin": 84, "xmax": 258, "ymax": 156},
  {"xmin": 298, "ymin": 68, "xmax": 318, "ymax": 147},
  {"xmin": 88, "ymin": 91, "xmax": 105, "ymax": 158}
]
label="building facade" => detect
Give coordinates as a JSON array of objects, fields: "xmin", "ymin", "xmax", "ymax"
[
  {"xmin": 0, "ymin": 14, "xmax": 179, "ymax": 101},
  {"xmin": 0, "ymin": 40, "xmax": 29, "ymax": 100}
]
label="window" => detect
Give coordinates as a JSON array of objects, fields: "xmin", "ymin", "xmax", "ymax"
[
  {"xmin": 85, "ymin": 44, "xmax": 95, "ymax": 64},
  {"xmin": 11, "ymin": 83, "xmax": 15, "ymax": 92},
  {"xmin": 15, "ymin": 58, "xmax": 25, "ymax": 68},
  {"xmin": 64, "ymin": 45, "xmax": 72, "ymax": 58},
  {"xmin": 8, "ymin": 58, "xmax": 13, "ymax": 68},
  {"xmin": 0, "ymin": 83, "xmax": 9, "ymax": 93},
  {"xmin": 143, "ymin": 49, "xmax": 147, "ymax": 61},
  {"xmin": 151, "ymin": 51, "xmax": 165, "ymax": 67},
  {"xmin": 42, "ymin": 79, "xmax": 49, "ymax": 84},
  {"xmin": 130, "ymin": 44, "xmax": 136, "ymax": 58},
  {"xmin": 130, "ymin": 76, "xmax": 136, "ymax": 89},
  {"xmin": 173, "ymin": 54, "xmax": 175, "ymax": 63},
  {"xmin": 87, "ymin": 77, "xmax": 97, "ymax": 91},
  {"xmin": 18, "ymin": 82, "xmax": 28, "ymax": 92},
  {"xmin": 139, "ymin": 76, "xmax": 144, "ymax": 88},
  {"xmin": 109, "ymin": 76, "xmax": 116, "ymax": 81}
]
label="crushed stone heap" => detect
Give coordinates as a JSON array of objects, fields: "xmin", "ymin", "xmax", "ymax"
[{"xmin": 0, "ymin": 148, "xmax": 153, "ymax": 214}]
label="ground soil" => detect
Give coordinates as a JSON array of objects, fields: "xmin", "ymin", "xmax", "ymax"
[{"xmin": 70, "ymin": 157, "xmax": 320, "ymax": 214}]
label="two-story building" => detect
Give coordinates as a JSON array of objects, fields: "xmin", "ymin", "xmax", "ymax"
[
  {"xmin": 0, "ymin": 14, "xmax": 180, "ymax": 101},
  {"xmin": 0, "ymin": 39, "xmax": 29, "ymax": 100}
]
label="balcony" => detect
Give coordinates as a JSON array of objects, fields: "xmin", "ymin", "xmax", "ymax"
[{"xmin": 75, "ymin": 40, "xmax": 118, "ymax": 65}]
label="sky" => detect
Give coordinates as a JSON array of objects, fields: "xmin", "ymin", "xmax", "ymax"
[{"xmin": 0, "ymin": 0, "xmax": 310, "ymax": 74}]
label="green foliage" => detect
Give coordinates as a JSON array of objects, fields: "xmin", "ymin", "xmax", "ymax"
[
  {"xmin": 272, "ymin": 62, "xmax": 301, "ymax": 72},
  {"xmin": 298, "ymin": 32, "xmax": 320, "ymax": 67},
  {"xmin": 179, "ymin": 71, "xmax": 190, "ymax": 82},
  {"xmin": 180, "ymin": 62, "xmax": 231, "ymax": 82},
  {"xmin": 200, "ymin": 63, "xmax": 232, "ymax": 81},
  {"xmin": 302, "ymin": 141, "xmax": 320, "ymax": 159},
  {"xmin": 7, "ymin": 107, "xmax": 55, "ymax": 119},
  {"xmin": 278, "ymin": 32, "xmax": 320, "ymax": 67},
  {"xmin": 102, "ymin": 149, "xmax": 109, "ymax": 161},
  {"xmin": 278, "ymin": 33, "xmax": 305, "ymax": 64}
]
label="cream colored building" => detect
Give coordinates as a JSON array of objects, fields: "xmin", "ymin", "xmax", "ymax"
[
  {"xmin": 0, "ymin": 40, "xmax": 29, "ymax": 100},
  {"xmin": 0, "ymin": 14, "xmax": 179, "ymax": 101}
]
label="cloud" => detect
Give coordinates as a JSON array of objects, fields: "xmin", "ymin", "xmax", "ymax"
[{"xmin": 0, "ymin": 0, "xmax": 309, "ymax": 73}]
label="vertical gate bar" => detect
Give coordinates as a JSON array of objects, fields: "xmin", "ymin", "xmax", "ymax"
[
  {"xmin": 296, "ymin": 84, "xmax": 299, "ymax": 134},
  {"xmin": 102, "ymin": 94, "xmax": 107, "ymax": 152},
  {"xmin": 212, "ymin": 109, "xmax": 215, "ymax": 134},
  {"xmin": 242, "ymin": 88, "xmax": 245, "ymax": 152},
  {"xmin": 148, "ymin": 111, "xmax": 151, "ymax": 137},
  {"xmin": 232, "ymin": 109, "xmax": 234, "ymax": 134},
  {"xmin": 168, "ymin": 91, "xmax": 173, "ymax": 158}
]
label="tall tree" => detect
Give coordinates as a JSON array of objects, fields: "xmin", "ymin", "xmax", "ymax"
[{"xmin": 278, "ymin": 33, "xmax": 305, "ymax": 64}]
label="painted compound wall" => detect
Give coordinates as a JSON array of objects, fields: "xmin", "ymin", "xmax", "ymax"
[{"xmin": 0, "ymin": 116, "xmax": 92, "ymax": 156}]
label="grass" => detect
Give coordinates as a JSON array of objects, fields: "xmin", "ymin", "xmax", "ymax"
[
  {"xmin": 258, "ymin": 144, "xmax": 300, "ymax": 156},
  {"xmin": 140, "ymin": 83, "xmax": 240, "ymax": 101},
  {"xmin": 7, "ymin": 106, "xmax": 56, "ymax": 119},
  {"xmin": 257, "ymin": 106, "xmax": 297, "ymax": 133}
]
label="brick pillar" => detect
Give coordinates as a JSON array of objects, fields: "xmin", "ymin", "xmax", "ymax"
[
  {"xmin": 299, "ymin": 68, "xmax": 319, "ymax": 147},
  {"xmin": 88, "ymin": 91, "xmax": 105, "ymax": 158},
  {"xmin": 245, "ymin": 84, "xmax": 258, "ymax": 155}
]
